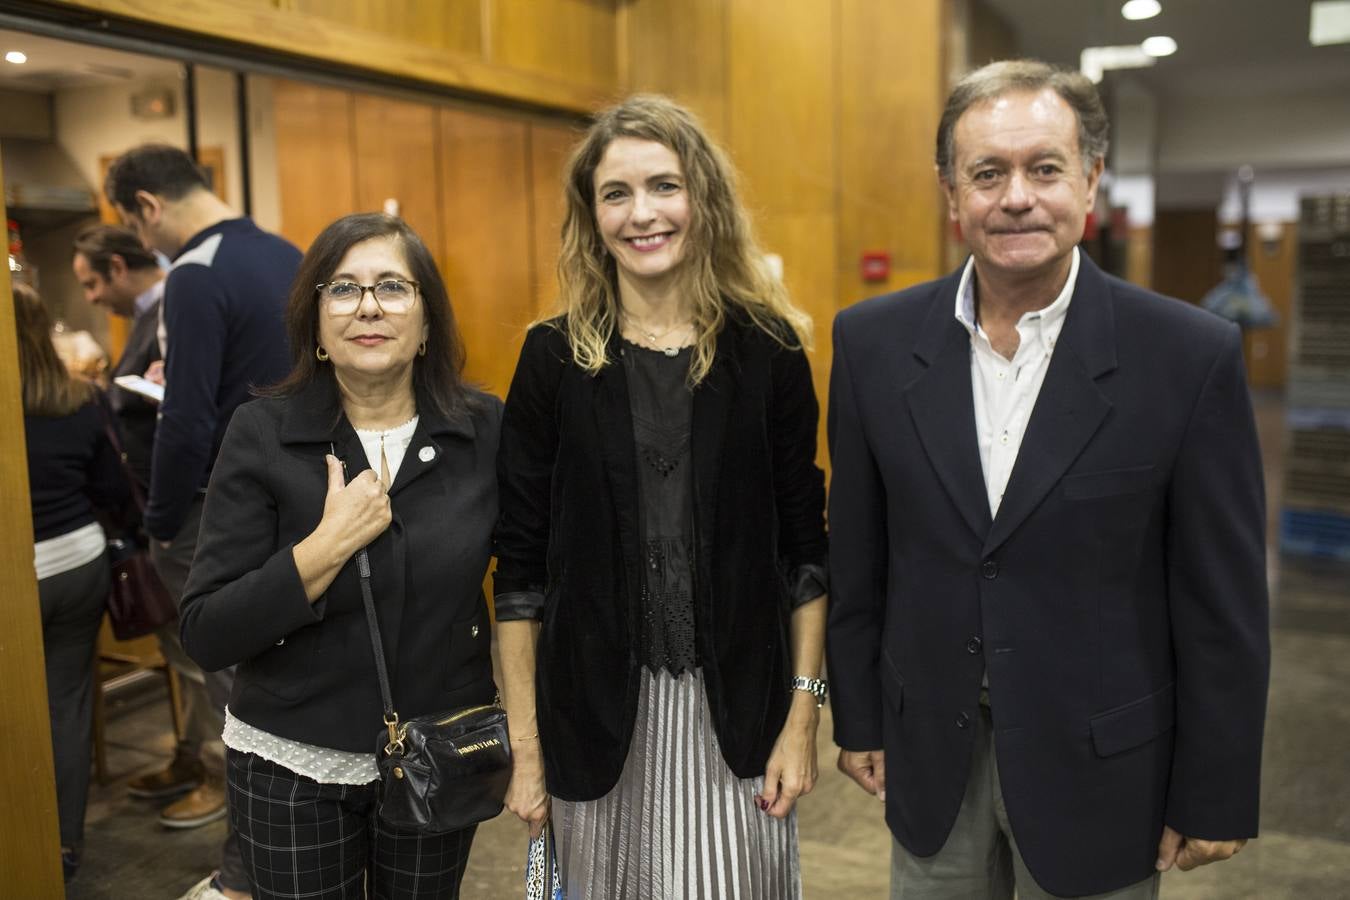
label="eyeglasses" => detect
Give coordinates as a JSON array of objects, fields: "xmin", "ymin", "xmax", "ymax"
[{"xmin": 316, "ymin": 279, "xmax": 420, "ymax": 315}]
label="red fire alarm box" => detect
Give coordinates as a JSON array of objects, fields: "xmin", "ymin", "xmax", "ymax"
[{"xmin": 861, "ymin": 251, "xmax": 890, "ymax": 282}]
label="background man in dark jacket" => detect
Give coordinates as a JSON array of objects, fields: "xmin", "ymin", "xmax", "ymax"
[
  {"xmin": 105, "ymin": 143, "xmax": 300, "ymax": 900},
  {"xmin": 72, "ymin": 225, "xmax": 163, "ymax": 488},
  {"xmin": 827, "ymin": 60, "xmax": 1269, "ymax": 899}
]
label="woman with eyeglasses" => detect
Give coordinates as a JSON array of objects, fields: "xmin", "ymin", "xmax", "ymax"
[
  {"xmin": 178, "ymin": 213, "xmax": 501, "ymax": 900},
  {"xmin": 495, "ymin": 95, "xmax": 828, "ymax": 898}
]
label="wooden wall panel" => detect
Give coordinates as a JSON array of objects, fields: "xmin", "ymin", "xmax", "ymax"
[
  {"xmin": 1245, "ymin": 222, "xmax": 1295, "ymax": 389},
  {"xmin": 289, "ymin": 0, "xmax": 482, "ymax": 56},
  {"xmin": 0, "ymin": 149, "xmax": 64, "ymax": 897},
  {"xmin": 725, "ymin": 0, "xmax": 838, "ymax": 464},
  {"xmin": 273, "ymin": 80, "xmax": 357, "ymax": 252},
  {"xmin": 837, "ymin": 0, "xmax": 945, "ymax": 307},
  {"xmin": 56, "ymin": 0, "xmax": 614, "ymax": 113},
  {"xmin": 726, "ymin": 0, "xmax": 835, "ymax": 223},
  {"xmin": 725, "ymin": 0, "xmax": 837, "ymax": 343},
  {"xmin": 489, "ymin": 0, "xmax": 620, "ymax": 93},
  {"xmin": 353, "ymin": 94, "xmax": 445, "ymax": 260},
  {"xmin": 527, "ymin": 122, "xmax": 579, "ymax": 317},
  {"xmin": 620, "ymin": 0, "xmax": 728, "ymax": 139},
  {"xmin": 1126, "ymin": 225, "xmax": 1153, "ymax": 290},
  {"xmin": 437, "ymin": 107, "xmax": 533, "ymax": 397},
  {"xmin": 1152, "ymin": 208, "xmax": 1221, "ymax": 304}
]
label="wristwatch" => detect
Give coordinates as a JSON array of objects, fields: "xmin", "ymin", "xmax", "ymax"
[{"xmin": 790, "ymin": 675, "xmax": 828, "ymax": 707}]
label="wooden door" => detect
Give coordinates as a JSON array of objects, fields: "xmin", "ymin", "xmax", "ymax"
[
  {"xmin": 437, "ymin": 107, "xmax": 534, "ymax": 398},
  {"xmin": 352, "ymin": 94, "xmax": 444, "ymax": 260},
  {"xmin": 272, "ymin": 80, "xmax": 358, "ymax": 252},
  {"xmin": 0, "ymin": 141, "xmax": 65, "ymax": 897}
]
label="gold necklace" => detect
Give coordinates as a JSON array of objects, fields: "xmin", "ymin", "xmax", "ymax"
[{"xmin": 622, "ymin": 312, "xmax": 694, "ymax": 357}]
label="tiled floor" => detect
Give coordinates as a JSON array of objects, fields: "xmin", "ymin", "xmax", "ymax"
[{"xmin": 70, "ymin": 391, "xmax": 1350, "ymax": 898}]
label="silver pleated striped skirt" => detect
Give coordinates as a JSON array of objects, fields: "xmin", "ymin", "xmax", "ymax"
[{"xmin": 553, "ymin": 667, "xmax": 802, "ymax": 900}]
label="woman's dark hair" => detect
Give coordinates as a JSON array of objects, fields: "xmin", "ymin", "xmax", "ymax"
[{"xmin": 265, "ymin": 213, "xmax": 477, "ymax": 423}]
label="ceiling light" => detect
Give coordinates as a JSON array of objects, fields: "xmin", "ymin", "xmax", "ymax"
[
  {"xmin": 1080, "ymin": 45, "xmax": 1156, "ymax": 83},
  {"xmin": 4, "ymin": 50, "xmax": 27, "ymax": 64},
  {"xmin": 1141, "ymin": 35, "xmax": 1178, "ymax": 57},
  {"xmin": 1311, "ymin": 1, "xmax": 1350, "ymax": 45},
  {"xmin": 1121, "ymin": 0, "xmax": 1161, "ymax": 21}
]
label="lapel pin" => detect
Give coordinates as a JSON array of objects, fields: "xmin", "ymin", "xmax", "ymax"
[{"xmin": 418, "ymin": 446, "xmax": 435, "ymax": 463}]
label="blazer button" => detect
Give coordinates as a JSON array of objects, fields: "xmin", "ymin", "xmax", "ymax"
[
  {"xmin": 275, "ymin": 638, "xmax": 285, "ymax": 646},
  {"xmin": 981, "ymin": 560, "xmax": 999, "ymax": 580},
  {"xmin": 966, "ymin": 636, "xmax": 982, "ymax": 654},
  {"xmin": 956, "ymin": 712, "xmax": 971, "ymax": 729}
]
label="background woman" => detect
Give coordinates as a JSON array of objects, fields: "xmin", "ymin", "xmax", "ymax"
[
  {"xmin": 178, "ymin": 214, "xmax": 501, "ymax": 900},
  {"xmin": 495, "ymin": 95, "xmax": 829, "ymax": 898},
  {"xmin": 17, "ymin": 282, "xmax": 130, "ymax": 880}
]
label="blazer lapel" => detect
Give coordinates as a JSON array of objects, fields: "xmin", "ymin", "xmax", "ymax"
[
  {"xmin": 593, "ymin": 338, "xmax": 643, "ymax": 629},
  {"xmin": 982, "ymin": 255, "xmax": 1118, "ymax": 556},
  {"xmin": 387, "ymin": 395, "xmax": 476, "ymax": 498},
  {"xmin": 691, "ymin": 326, "xmax": 737, "ymax": 563},
  {"xmin": 905, "ymin": 275, "xmax": 993, "ymax": 542}
]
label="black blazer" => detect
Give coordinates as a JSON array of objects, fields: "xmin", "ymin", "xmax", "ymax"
[
  {"xmin": 180, "ymin": 378, "xmax": 502, "ymax": 752},
  {"xmin": 494, "ymin": 314, "xmax": 827, "ymax": 801},
  {"xmin": 827, "ymin": 254, "xmax": 1270, "ymax": 897}
]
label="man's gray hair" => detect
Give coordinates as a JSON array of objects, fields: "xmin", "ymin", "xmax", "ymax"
[{"xmin": 936, "ymin": 59, "xmax": 1109, "ymax": 184}]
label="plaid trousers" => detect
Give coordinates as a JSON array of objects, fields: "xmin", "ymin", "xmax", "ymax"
[{"xmin": 226, "ymin": 749, "xmax": 476, "ymax": 899}]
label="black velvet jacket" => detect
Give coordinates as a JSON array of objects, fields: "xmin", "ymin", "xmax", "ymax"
[
  {"xmin": 494, "ymin": 314, "xmax": 828, "ymax": 801},
  {"xmin": 180, "ymin": 378, "xmax": 501, "ymax": 752}
]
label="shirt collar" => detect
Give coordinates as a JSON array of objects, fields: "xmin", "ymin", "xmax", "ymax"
[
  {"xmin": 954, "ymin": 247, "xmax": 1079, "ymax": 354},
  {"xmin": 133, "ymin": 275, "xmax": 166, "ymax": 317}
]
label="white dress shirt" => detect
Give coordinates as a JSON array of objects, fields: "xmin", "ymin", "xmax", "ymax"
[
  {"xmin": 954, "ymin": 248, "xmax": 1079, "ymax": 517},
  {"xmin": 134, "ymin": 275, "xmax": 165, "ymax": 318}
]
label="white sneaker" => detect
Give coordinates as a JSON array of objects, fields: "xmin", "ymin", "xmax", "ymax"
[{"xmin": 177, "ymin": 873, "xmax": 230, "ymax": 900}]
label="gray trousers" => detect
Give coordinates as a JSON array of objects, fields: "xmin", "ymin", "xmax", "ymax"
[
  {"xmin": 39, "ymin": 551, "xmax": 111, "ymax": 852},
  {"xmin": 150, "ymin": 496, "xmax": 247, "ymax": 892},
  {"xmin": 890, "ymin": 704, "xmax": 1160, "ymax": 900}
]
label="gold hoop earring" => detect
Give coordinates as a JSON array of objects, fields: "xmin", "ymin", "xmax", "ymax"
[
  {"xmin": 418, "ymin": 341, "xmax": 427, "ymax": 357},
  {"xmin": 315, "ymin": 345, "xmax": 329, "ymax": 361}
]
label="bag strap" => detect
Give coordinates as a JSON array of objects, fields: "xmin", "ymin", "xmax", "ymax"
[
  {"xmin": 357, "ymin": 546, "xmax": 400, "ymax": 743},
  {"xmin": 337, "ymin": 444, "xmax": 402, "ymax": 755},
  {"xmin": 93, "ymin": 388, "xmax": 147, "ymax": 521}
]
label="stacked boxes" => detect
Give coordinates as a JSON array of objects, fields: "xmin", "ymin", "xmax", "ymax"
[{"xmin": 1282, "ymin": 194, "xmax": 1350, "ymax": 560}]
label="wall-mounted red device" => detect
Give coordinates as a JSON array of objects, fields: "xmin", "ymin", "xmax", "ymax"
[{"xmin": 861, "ymin": 251, "xmax": 890, "ymax": 282}]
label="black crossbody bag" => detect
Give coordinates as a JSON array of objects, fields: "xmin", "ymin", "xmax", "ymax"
[{"xmin": 356, "ymin": 544, "xmax": 511, "ymax": 833}]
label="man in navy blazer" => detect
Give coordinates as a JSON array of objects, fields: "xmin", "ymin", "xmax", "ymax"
[{"xmin": 827, "ymin": 60, "xmax": 1269, "ymax": 899}]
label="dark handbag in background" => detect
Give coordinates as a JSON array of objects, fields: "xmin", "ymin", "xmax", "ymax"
[
  {"xmin": 106, "ymin": 533, "xmax": 177, "ymax": 640},
  {"xmin": 356, "ymin": 546, "xmax": 512, "ymax": 834},
  {"xmin": 97, "ymin": 395, "xmax": 176, "ymax": 640}
]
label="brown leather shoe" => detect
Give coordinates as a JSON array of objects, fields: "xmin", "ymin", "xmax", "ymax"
[
  {"xmin": 127, "ymin": 750, "xmax": 205, "ymax": 800},
  {"xmin": 159, "ymin": 777, "xmax": 227, "ymax": 829}
]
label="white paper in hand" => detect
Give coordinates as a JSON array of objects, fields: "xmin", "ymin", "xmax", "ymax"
[{"xmin": 113, "ymin": 374, "xmax": 165, "ymax": 404}]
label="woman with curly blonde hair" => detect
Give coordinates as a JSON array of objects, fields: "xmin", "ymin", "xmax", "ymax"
[{"xmin": 495, "ymin": 94, "xmax": 828, "ymax": 898}]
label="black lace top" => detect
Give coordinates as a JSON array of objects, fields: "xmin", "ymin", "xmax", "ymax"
[{"xmin": 621, "ymin": 339, "xmax": 698, "ymax": 675}]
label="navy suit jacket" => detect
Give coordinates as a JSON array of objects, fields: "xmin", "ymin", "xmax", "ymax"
[{"xmin": 826, "ymin": 254, "xmax": 1269, "ymax": 897}]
